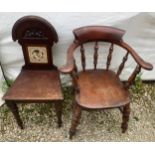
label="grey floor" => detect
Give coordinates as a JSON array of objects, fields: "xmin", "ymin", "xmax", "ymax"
[{"xmin": 0, "ymin": 84, "xmax": 155, "ymax": 142}]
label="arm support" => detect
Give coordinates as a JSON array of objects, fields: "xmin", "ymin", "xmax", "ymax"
[
  {"xmin": 120, "ymin": 41, "xmax": 153, "ymax": 71},
  {"xmin": 59, "ymin": 42, "xmax": 79, "ymax": 74}
]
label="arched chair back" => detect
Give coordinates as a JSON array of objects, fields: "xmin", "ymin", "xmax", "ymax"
[{"xmin": 12, "ymin": 15, "xmax": 58, "ymax": 70}]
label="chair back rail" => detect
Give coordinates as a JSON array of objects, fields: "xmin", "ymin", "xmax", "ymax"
[{"xmin": 73, "ymin": 26, "xmax": 125, "ymax": 43}]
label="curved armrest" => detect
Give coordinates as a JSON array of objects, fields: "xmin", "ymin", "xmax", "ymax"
[
  {"xmin": 120, "ymin": 42, "xmax": 153, "ymax": 70},
  {"xmin": 59, "ymin": 42, "xmax": 79, "ymax": 74},
  {"xmin": 59, "ymin": 61, "xmax": 74, "ymax": 74}
]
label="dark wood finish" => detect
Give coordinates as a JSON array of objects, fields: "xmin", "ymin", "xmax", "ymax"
[
  {"xmin": 3, "ymin": 70, "xmax": 63, "ymax": 101},
  {"xmin": 126, "ymin": 65, "xmax": 141, "ymax": 88},
  {"xmin": 3, "ymin": 16, "xmax": 63, "ymax": 129},
  {"xmin": 94, "ymin": 42, "xmax": 99, "ymax": 70},
  {"xmin": 69, "ymin": 102, "xmax": 82, "ymax": 139},
  {"xmin": 54, "ymin": 101, "xmax": 63, "ymax": 127},
  {"xmin": 12, "ymin": 15, "xmax": 58, "ymax": 70},
  {"xmin": 73, "ymin": 26, "xmax": 125, "ymax": 43},
  {"xmin": 106, "ymin": 43, "xmax": 114, "ymax": 70},
  {"xmin": 76, "ymin": 69, "xmax": 130, "ymax": 109},
  {"xmin": 121, "ymin": 103, "xmax": 130, "ymax": 133},
  {"xmin": 117, "ymin": 51, "xmax": 129, "ymax": 76},
  {"xmin": 80, "ymin": 44, "xmax": 86, "ymax": 71},
  {"xmin": 6, "ymin": 101, "xmax": 24, "ymax": 129},
  {"xmin": 59, "ymin": 26, "xmax": 153, "ymax": 139},
  {"xmin": 60, "ymin": 27, "xmax": 153, "ymax": 74}
]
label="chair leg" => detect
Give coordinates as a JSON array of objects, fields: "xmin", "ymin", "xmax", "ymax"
[
  {"xmin": 54, "ymin": 102, "xmax": 62, "ymax": 128},
  {"xmin": 69, "ymin": 103, "xmax": 82, "ymax": 139},
  {"xmin": 6, "ymin": 101, "xmax": 24, "ymax": 129},
  {"xmin": 121, "ymin": 103, "xmax": 130, "ymax": 133}
]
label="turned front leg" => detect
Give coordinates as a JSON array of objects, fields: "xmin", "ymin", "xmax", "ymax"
[
  {"xmin": 6, "ymin": 101, "xmax": 24, "ymax": 129},
  {"xmin": 69, "ymin": 103, "xmax": 82, "ymax": 139}
]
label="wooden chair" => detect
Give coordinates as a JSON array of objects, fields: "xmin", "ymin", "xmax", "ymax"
[
  {"xmin": 59, "ymin": 26, "xmax": 153, "ymax": 139},
  {"xmin": 2, "ymin": 16, "xmax": 63, "ymax": 129}
]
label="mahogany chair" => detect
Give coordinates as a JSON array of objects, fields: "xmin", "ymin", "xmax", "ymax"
[
  {"xmin": 59, "ymin": 26, "xmax": 153, "ymax": 139},
  {"xmin": 2, "ymin": 16, "xmax": 63, "ymax": 129}
]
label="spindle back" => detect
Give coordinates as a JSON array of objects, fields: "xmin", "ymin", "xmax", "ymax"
[{"xmin": 73, "ymin": 26, "xmax": 130, "ymax": 76}]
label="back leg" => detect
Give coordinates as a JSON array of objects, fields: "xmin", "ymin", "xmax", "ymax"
[
  {"xmin": 54, "ymin": 102, "xmax": 63, "ymax": 128},
  {"xmin": 121, "ymin": 103, "xmax": 130, "ymax": 133}
]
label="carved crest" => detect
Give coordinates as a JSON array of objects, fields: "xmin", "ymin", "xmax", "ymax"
[
  {"xmin": 24, "ymin": 28, "xmax": 47, "ymax": 39},
  {"xmin": 12, "ymin": 15, "xmax": 58, "ymax": 43}
]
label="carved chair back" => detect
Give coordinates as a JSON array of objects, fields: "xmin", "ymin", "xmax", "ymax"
[{"xmin": 12, "ymin": 16, "xmax": 58, "ymax": 70}]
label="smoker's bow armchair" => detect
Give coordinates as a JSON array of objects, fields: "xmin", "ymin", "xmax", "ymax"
[{"xmin": 59, "ymin": 26, "xmax": 153, "ymax": 139}]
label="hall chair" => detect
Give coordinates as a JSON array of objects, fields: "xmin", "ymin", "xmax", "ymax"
[
  {"xmin": 2, "ymin": 16, "xmax": 63, "ymax": 129},
  {"xmin": 59, "ymin": 26, "xmax": 153, "ymax": 139}
]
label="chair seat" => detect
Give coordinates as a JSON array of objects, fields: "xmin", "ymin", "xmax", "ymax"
[
  {"xmin": 3, "ymin": 70, "xmax": 63, "ymax": 102},
  {"xmin": 76, "ymin": 69, "xmax": 130, "ymax": 109}
]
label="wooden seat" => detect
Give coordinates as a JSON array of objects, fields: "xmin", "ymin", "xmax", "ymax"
[
  {"xmin": 76, "ymin": 69, "xmax": 130, "ymax": 109},
  {"xmin": 3, "ymin": 16, "xmax": 63, "ymax": 129},
  {"xmin": 59, "ymin": 26, "xmax": 153, "ymax": 139},
  {"xmin": 3, "ymin": 70, "xmax": 63, "ymax": 101}
]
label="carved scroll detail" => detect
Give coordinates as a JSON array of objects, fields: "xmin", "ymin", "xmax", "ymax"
[{"xmin": 24, "ymin": 28, "xmax": 46, "ymax": 38}]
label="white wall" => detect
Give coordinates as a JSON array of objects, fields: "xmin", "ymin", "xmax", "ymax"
[{"xmin": 0, "ymin": 12, "xmax": 155, "ymax": 105}]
